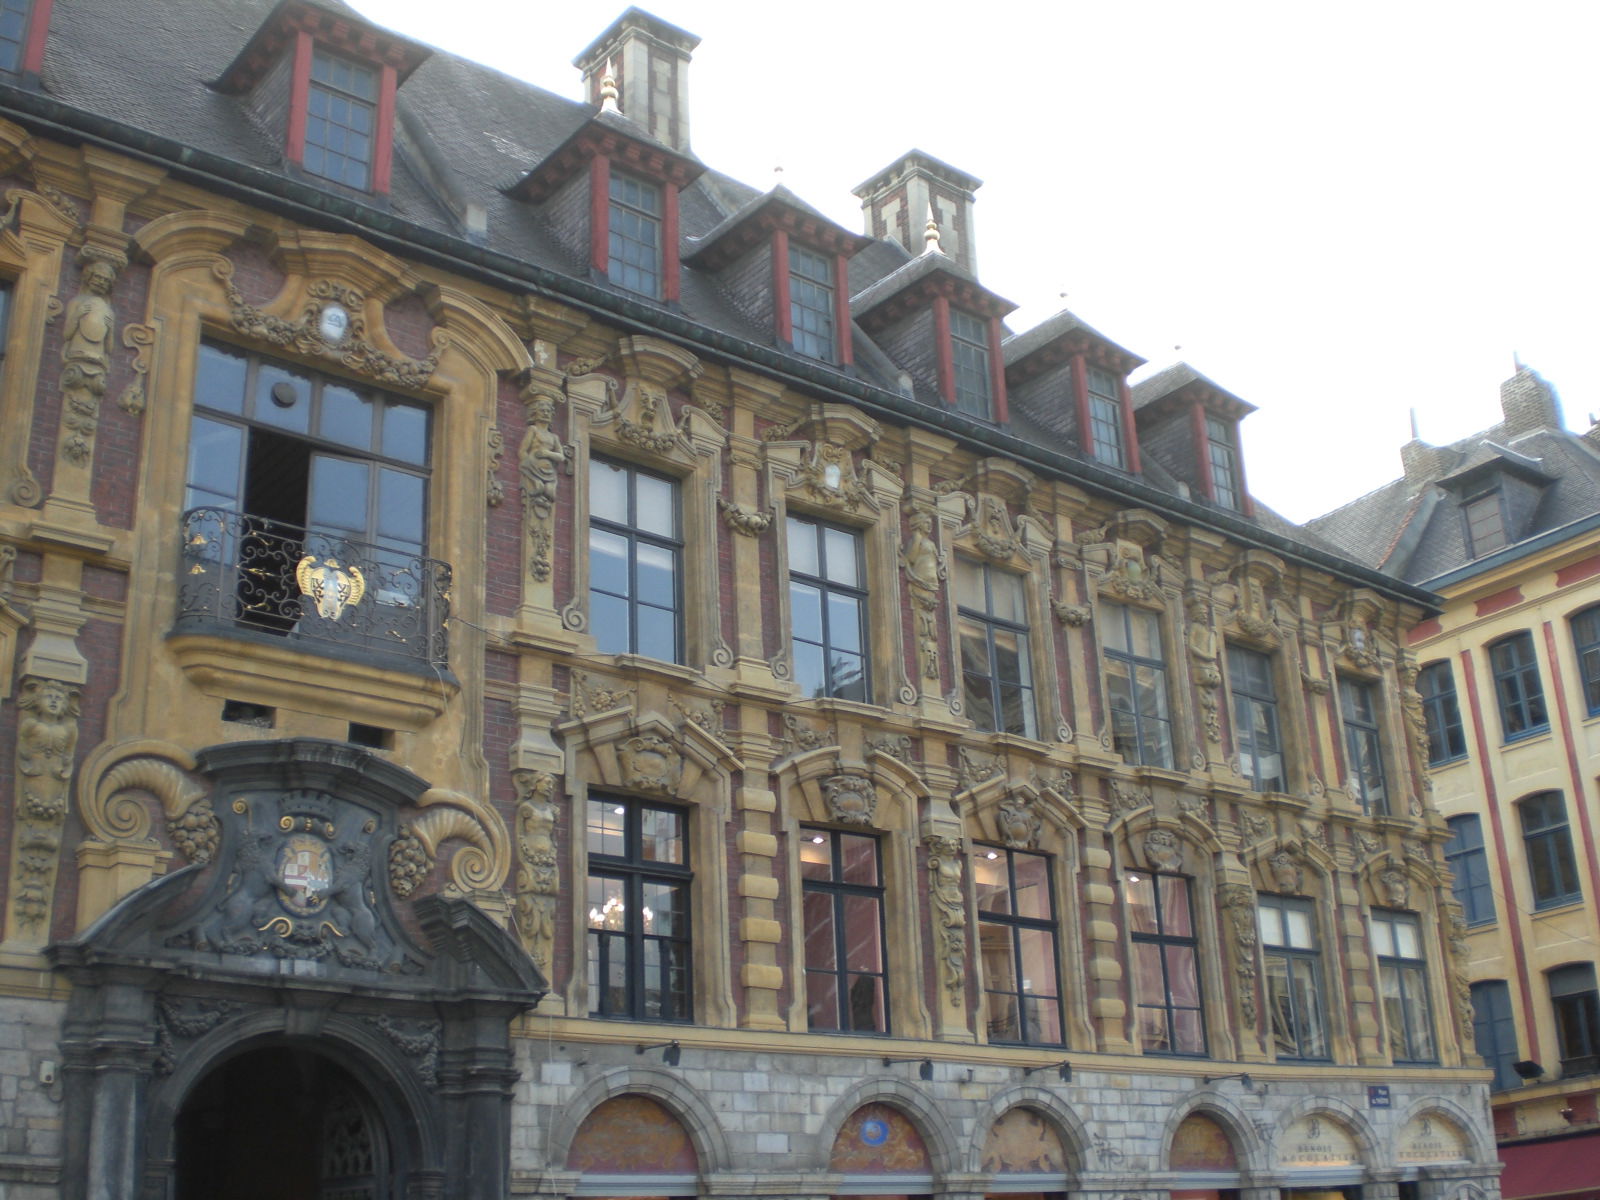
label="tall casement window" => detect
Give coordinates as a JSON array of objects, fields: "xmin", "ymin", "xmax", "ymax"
[
  {"xmin": 1339, "ymin": 679, "xmax": 1387, "ymax": 814},
  {"xmin": 955, "ymin": 557, "xmax": 1036, "ymax": 737},
  {"xmin": 1550, "ymin": 964, "xmax": 1600, "ymax": 1075},
  {"xmin": 608, "ymin": 171, "xmax": 663, "ymax": 298},
  {"xmin": 589, "ymin": 458, "xmax": 681, "ymax": 661},
  {"xmin": 1127, "ymin": 871, "xmax": 1204, "ymax": 1056},
  {"xmin": 180, "ymin": 343, "xmax": 435, "ymax": 657},
  {"xmin": 1258, "ymin": 895, "xmax": 1329, "ymax": 1061},
  {"xmin": 1087, "ymin": 366, "xmax": 1126, "ymax": 468},
  {"xmin": 586, "ymin": 796, "xmax": 692, "ymax": 1022},
  {"xmin": 973, "ymin": 845, "xmax": 1062, "ymax": 1046},
  {"xmin": 1102, "ymin": 603, "xmax": 1174, "ymax": 768},
  {"xmin": 789, "ymin": 245, "xmax": 836, "ymax": 362},
  {"xmin": 1571, "ymin": 605, "xmax": 1600, "ymax": 716},
  {"xmin": 787, "ymin": 515, "xmax": 868, "ymax": 701},
  {"xmin": 800, "ymin": 827, "xmax": 887, "ymax": 1033},
  {"xmin": 1445, "ymin": 814, "xmax": 1495, "ymax": 927},
  {"xmin": 1489, "ymin": 632, "xmax": 1548, "ymax": 741},
  {"xmin": 1520, "ymin": 791, "xmax": 1581, "ymax": 910},
  {"xmin": 1463, "ymin": 490, "xmax": 1508, "ymax": 557},
  {"xmin": 1204, "ymin": 416, "xmax": 1241, "ymax": 510},
  {"xmin": 1471, "ymin": 980, "xmax": 1519, "ymax": 1092},
  {"xmin": 305, "ymin": 49, "xmax": 378, "ymax": 190},
  {"xmin": 1372, "ymin": 910, "xmax": 1435, "ymax": 1064},
  {"xmin": 1228, "ymin": 646, "xmax": 1284, "ymax": 792},
  {"xmin": 1418, "ymin": 661, "xmax": 1466, "ymax": 765},
  {"xmin": 0, "ymin": 0, "xmax": 29, "ymax": 72},
  {"xmin": 949, "ymin": 309, "xmax": 993, "ymax": 418}
]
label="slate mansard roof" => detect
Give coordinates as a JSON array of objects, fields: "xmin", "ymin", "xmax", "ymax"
[{"xmin": 2, "ymin": 0, "xmax": 1437, "ymax": 604}]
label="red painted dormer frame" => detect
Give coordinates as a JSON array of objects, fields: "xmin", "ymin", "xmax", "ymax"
[
  {"xmin": 1071, "ymin": 354, "xmax": 1141, "ymax": 472},
  {"xmin": 212, "ymin": 0, "xmax": 430, "ymax": 197},
  {"xmin": 9, "ymin": 0, "xmax": 54, "ymax": 77},
  {"xmin": 1190, "ymin": 402, "xmax": 1253, "ymax": 516}
]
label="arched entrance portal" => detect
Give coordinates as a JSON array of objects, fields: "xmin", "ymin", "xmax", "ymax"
[{"xmin": 174, "ymin": 1045, "xmax": 393, "ymax": 1200}]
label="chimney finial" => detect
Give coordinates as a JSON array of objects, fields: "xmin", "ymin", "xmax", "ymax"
[
  {"xmin": 599, "ymin": 68, "xmax": 620, "ymax": 114},
  {"xmin": 922, "ymin": 204, "xmax": 943, "ymax": 256}
]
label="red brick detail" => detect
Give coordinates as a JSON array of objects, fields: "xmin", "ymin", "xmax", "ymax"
[
  {"xmin": 932, "ymin": 295, "xmax": 954, "ymax": 408},
  {"xmin": 588, "ymin": 156, "xmax": 610, "ymax": 275},
  {"xmin": 371, "ymin": 63, "xmax": 397, "ymax": 195},
  {"xmin": 1571, "ymin": 1092, "xmax": 1599, "ymax": 1124},
  {"xmin": 1556, "ymin": 554, "xmax": 1600, "ymax": 588},
  {"xmin": 771, "ymin": 229, "xmax": 792, "ymax": 345},
  {"xmin": 286, "ymin": 31, "xmax": 312, "ymax": 165},
  {"xmin": 1406, "ymin": 618, "xmax": 1443, "ymax": 644},
  {"xmin": 1493, "ymin": 1105, "xmax": 1518, "ymax": 1140},
  {"xmin": 1475, "ymin": 586, "xmax": 1523, "ymax": 617}
]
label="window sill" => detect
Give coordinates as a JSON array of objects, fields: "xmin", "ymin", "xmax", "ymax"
[
  {"xmin": 1532, "ymin": 898, "xmax": 1586, "ymax": 917},
  {"xmin": 1427, "ymin": 754, "xmax": 1471, "ymax": 770},
  {"xmin": 1503, "ymin": 727, "xmax": 1554, "ymax": 748}
]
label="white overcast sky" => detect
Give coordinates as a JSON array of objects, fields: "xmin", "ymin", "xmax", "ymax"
[{"xmin": 354, "ymin": 0, "xmax": 1600, "ymax": 524}]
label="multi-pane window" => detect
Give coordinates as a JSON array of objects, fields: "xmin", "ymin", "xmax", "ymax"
[
  {"xmin": 1102, "ymin": 603, "xmax": 1173, "ymax": 768},
  {"xmin": 949, "ymin": 309, "xmax": 992, "ymax": 418},
  {"xmin": 586, "ymin": 796, "xmax": 691, "ymax": 1021},
  {"xmin": 1520, "ymin": 791, "xmax": 1581, "ymax": 910},
  {"xmin": 800, "ymin": 828, "xmax": 887, "ymax": 1033},
  {"xmin": 1127, "ymin": 871, "xmax": 1204, "ymax": 1056},
  {"xmin": 1418, "ymin": 661, "xmax": 1466, "ymax": 765},
  {"xmin": 1372, "ymin": 910, "xmax": 1435, "ymax": 1063},
  {"xmin": 305, "ymin": 49, "xmax": 377, "ymax": 190},
  {"xmin": 0, "ymin": 0, "xmax": 28, "ymax": 72},
  {"xmin": 1489, "ymin": 632, "xmax": 1548, "ymax": 741},
  {"xmin": 1205, "ymin": 416, "xmax": 1241, "ymax": 510},
  {"xmin": 1229, "ymin": 646, "xmax": 1284, "ymax": 792},
  {"xmin": 1571, "ymin": 605, "xmax": 1600, "ymax": 716},
  {"xmin": 955, "ymin": 557, "xmax": 1036, "ymax": 737},
  {"xmin": 973, "ymin": 845, "xmax": 1062, "ymax": 1045},
  {"xmin": 1258, "ymin": 895, "xmax": 1329, "ymax": 1061},
  {"xmin": 789, "ymin": 246, "xmax": 836, "ymax": 361},
  {"xmin": 1471, "ymin": 980, "xmax": 1519, "ymax": 1092},
  {"xmin": 608, "ymin": 171, "xmax": 662, "ymax": 298},
  {"xmin": 787, "ymin": 515, "xmax": 868, "ymax": 701},
  {"xmin": 1445, "ymin": 814, "xmax": 1495, "ymax": 927},
  {"xmin": 589, "ymin": 459, "xmax": 680, "ymax": 661},
  {"xmin": 1463, "ymin": 491, "xmax": 1508, "ymax": 557},
  {"xmin": 1339, "ymin": 679, "xmax": 1388, "ymax": 814},
  {"xmin": 1087, "ymin": 366, "xmax": 1126, "ymax": 468},
  {"xmin": 1550, "ymin": 964, "xmax": 1600, "ymax": 1075}
]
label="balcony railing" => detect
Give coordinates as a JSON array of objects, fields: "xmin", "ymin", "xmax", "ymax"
[{"xmin": 176, "ymin": 506, "xmax": 451, "ymax": 669}]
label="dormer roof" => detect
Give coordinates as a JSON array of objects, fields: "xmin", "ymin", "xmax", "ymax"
[
  {"xmin": 508, "ymin": 107, "xmax": 705, "ymax": 203},
  {"xmin": 1435, "ymin": 441, "xmax": 1554, "ymax": 492},
  {"xmin": 682, "ymin": 184, "xmax": 871, "ymax": 270},
  {"xmin": 1002, "ymin": 308, "xmax": 1143, "ymax": 384},
  {"xmin": 1131, "ymin": 363, "xmax": 1255, "ymax": 421},
  {"xmin": 212, "ymin": 0, "xmax": 431, "ymax": 94},
  {"xmin": 849, "ymin": 249, "xmax": 1014, "ymax": 331}
]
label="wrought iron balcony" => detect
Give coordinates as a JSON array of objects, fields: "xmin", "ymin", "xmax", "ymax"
[{"xmin": 176, "ymin": 506, "xmax": 451, "ymax": 669}]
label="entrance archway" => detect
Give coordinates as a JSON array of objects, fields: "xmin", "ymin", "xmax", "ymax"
[{"xmin": 174, "ymin": 1045, "xmax": 393, "ymax": 1200}]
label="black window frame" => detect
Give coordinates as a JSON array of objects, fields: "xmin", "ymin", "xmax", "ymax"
[
  {"xmin": 973, "ymin": 843, "xmax": 1063, "ymax": 1047},
  {"xmin": 1471, "ymin": 979, "xmax": 1520, "ymax": 1092},
  {"xmin": 1445, "ymin": 813, "xmax": 1495, "ymax": 927},
  {"xmin": 786, "ymin": 513, "xmax": 869, "ymax": 702},
  {"xmin": 1489, "ymin": 631, "xmax": 1549, "ymax": 742},
  {"xmin": 1228, "ymin": 645, "xmax": 1285, "ymax": 792},
  {"xmin": 1550, "ymin": 963, "xmax": 1600, "ymax": 1076},
  {"xmin": 1086, "ymin": 365, "xmax": 1126, "ymax": 469},
  {"xmin": 788, "ymin": 244, "xmax": 836, "ymax": 362},
  {"xmin": 587, "ymin": 457, "xmax": 683, "ymax": 663},
  {"xmin": 800, "ymin": 826, "xmax": 888, "ymax": 1034},
  {"xmin": 1339, "ymin": 678, "xmax": 1388, "ymax": 814},
  {"xmin": 949, "ymin": 308, "xmax": 993, "ymax": 419},
  {"xmin": 1127, "ymin": 871, "xmax": 1206, "ymax": 1057},
  {"xmin": 304, "ymin": 46, "xmax": 379, "ymax": 191},
  {"xmin": 1571, "ymin": 605, "xmax": 1600, "ymax": 717},
  {"xmin": 1373, "ymin": 908, "xmax": 1436, "ymax": 1064},
  {"xmin": 1102, "ymin": 602, "xmax": 1174, "ymax": 768},
  {"xmin": 1519, "ymin": 791, "xmax": 1581, "ymax": 910},
  {"xmin": 1418, "ymin": 660, "xmax": 1467, "ymax": 765},
  {"xmin": 1258, "ymin": 893, "xmax": 1330, "ymax": 1062},
  {"xmin": 955, "ymin": 556, "xmax": 1036, "ymax": 738},
  {"xmin": 585, "ymin": 794, "xmax": 693, "ymax": 1023},
  {"xmin": 607, "ymin": 169, "xmax": 663, "ymax": 299}
]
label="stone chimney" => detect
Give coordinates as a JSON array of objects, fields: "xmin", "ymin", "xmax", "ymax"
[
  {"xmin": 853, "ymin": 150, "xmax": 982, "ymax": 276},
  {"xmin": 1499, "ymin": 364, "xmax": 1563, "ymax": 436},
  {"xmin": 1400, "ymin": 438, "xmax": 1456, "ymax": 486},
  {"xmin": 574, "ymin": 8, "xmax": 700, "ymax": 153}
]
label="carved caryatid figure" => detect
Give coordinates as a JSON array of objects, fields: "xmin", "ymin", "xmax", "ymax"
[
  {"xmin": 519, "ymin": 391, "xmax": 566, "ymax": 581},
  {"xmin": 9, "ymin": 677, "xmax": 82, "ymax": 937},
  {"xmin": 513, "ymin": 770, "xmax": 559, "ymax": 972},
  {"xmin": 59, "ymin": 255, "xmax": 119, "ymax": 465},
  {"xmin": 900, "ymin": 509, "xmax": 943, "ymax": 680}
]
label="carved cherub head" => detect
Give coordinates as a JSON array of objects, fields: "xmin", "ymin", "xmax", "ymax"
[{"xmin": 20, "ymin": 677, "xmax": 80, "ymax": 720}]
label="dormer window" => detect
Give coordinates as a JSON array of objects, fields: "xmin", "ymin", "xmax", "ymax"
[
  {"xmin": 0, "ymin": 0, "xmax": 29, "ymax": 71},
  {"xmin": 608, "ymin": 171, "xmax": 663, "ymax": 298},
  {"xmin": 789, "ymin": 245, "xmax": 836, "ymax": 361},
  {"xmin": 1205, "ymin": 415, "xmax": 1241, "ymax": 510},
  {"xmin": 1464, "ymin": 490, "xmax": 1507, "ymax": 556},
  {"xmin": 950, "ymin": 309, "xmax": 993, "ymax": 418},
  {"xmin": 1087, "ymin": 366, "xmax": 1126, "ymax": 468},
  {"xmin": 305, "ymin": 49, "xmax": 378, "ymax": 190}
]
